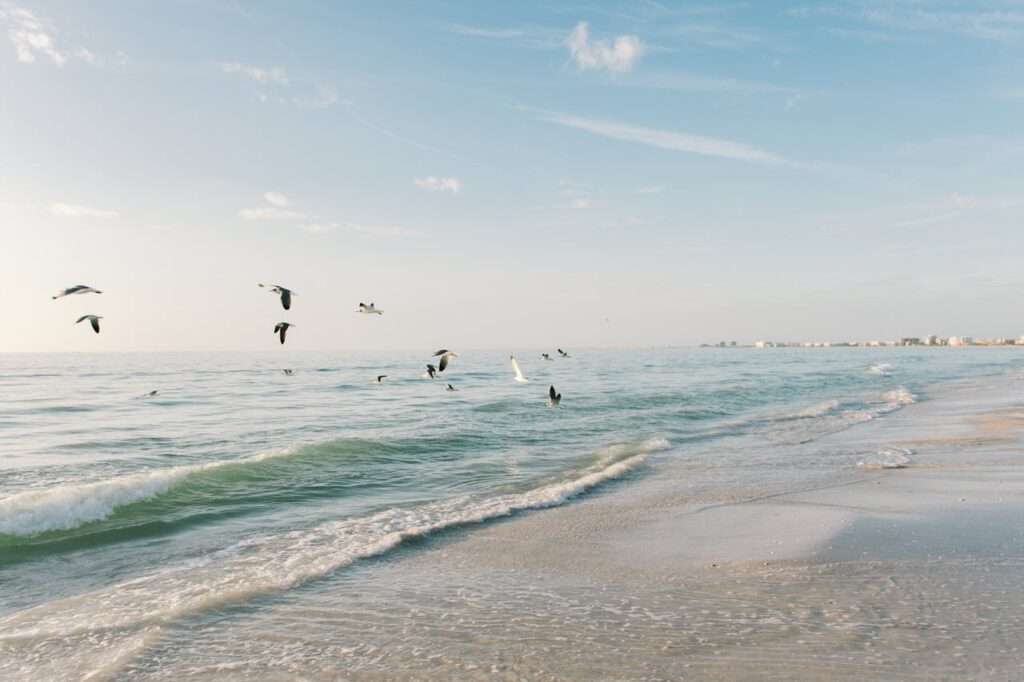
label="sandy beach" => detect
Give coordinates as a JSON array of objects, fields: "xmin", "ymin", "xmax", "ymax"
[{"xmin": 140, "ymin": 372, "xmax": 1024, "ymax": 681}]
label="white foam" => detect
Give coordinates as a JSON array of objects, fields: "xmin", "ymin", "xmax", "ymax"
[
  {"xmin": 858, "ymin": 446, "xmax": 913, "ymax": 470},
  {"xmin": 796, "ymin": 399, "xmax": 840, "ymax": 418},
  {"xmin": 867, "ymin": 362, "xmax": 894, "ymax": 376},
  {"xmin": 0, "ymin": 448, "xmax": 294, "ymax": 537},
  {"xmin": 880, "ymin": 386, "xmax": 917, "ymax": 410},
  {"xmin": 0, "ymin": 439, "xmax": 662, "ymax": 657}
]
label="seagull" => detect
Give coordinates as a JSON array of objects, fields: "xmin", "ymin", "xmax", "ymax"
[
  {"xmin": 548, "ymin": 385, "xmax": 561, "ymax": 407},
  {"xmin": 446, "ymin": 383, "xmax": 457, "ymax": 391},
  {"xmin": 557, "ymin": 348, "xmax": 571, "ymax": 358},
  {"xmin": 376, "ymin": 375, "xmax": 388, "ymax": 383},
  {"xmin": 425, "ymin": 364, "xmax": 437, "ymax": 379},
  {"xmin": 139, "ymin": 390, "xmax": 158, "ymax": 398},
  {"xmin": 511, "ymin": 355, "xmax": 529, "ymax": 383},
  {"xmin": 356, "ymin": 302, "xmax": 383, "ymax": 315},
  {"xmin": 433, "ymin": 349, "xmax": 458, "ymax": 372},
  {"xmin": 75, "ymin": 314, "xmax": 102, "ymax": 334},
  {"xmin": 53, "ymin": 285, "xmax": 102, "ymax": 299},
  {"xmin": 258, "ymin": 283, "xmax": 295, "ymax": 310},
  {"xmin": 541, "ymin": 353, "xmax": 553, "ymax": 361},
  {"xmin": 273, "ymin": 322, "xmax": 294, "ymax": 344},
  {"xmin": 282, "ymin": 369, "xmax": 294, "ymax": 376}
]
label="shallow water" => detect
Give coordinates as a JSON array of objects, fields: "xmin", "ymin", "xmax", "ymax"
[{"xmin": 1, "ymin": 348, "xmax": 1021, "ymax": 679}]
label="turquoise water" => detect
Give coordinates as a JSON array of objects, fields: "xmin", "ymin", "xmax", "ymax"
[{"xmin": 1, "ymin": 348, "xmax": 1021, "ymax": 679}]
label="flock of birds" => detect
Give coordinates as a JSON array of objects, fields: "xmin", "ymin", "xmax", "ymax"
[{"xmin": 51, "ymin": 283, "xmax": 568, "ymax": 406}]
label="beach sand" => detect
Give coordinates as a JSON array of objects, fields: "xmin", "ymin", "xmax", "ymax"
[{"xmin": 114, "ymin": 375, "xmax": 1024, "ymax": 681}]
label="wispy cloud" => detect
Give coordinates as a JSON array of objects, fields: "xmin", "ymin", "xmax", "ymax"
[
  {"xmin": 792, "ymin": 2, "xmax": 1024, "ymax": 42},
  {"xmin": 628, "ymin": 70, "xmax": 796, "ymax": 94},
  {"xmin": 49, "ymin": 203, "xmax": 119, "ymax": 219},
  {"xmin": 4, "ymin": 5, "xmax": 64, "ymax": 65},
  {"xmin": 541, "ymin": 111, "xmax": 789, "ymax": 165},
  {"xmin": 447, "ymin": 24, "xmax": 525, "ymax": 39},
  {"xmin": 297, "ymin": 222, "xmax": 422, "ymax": 238},
  {"xmin": 264, "ymin": 191, "xmax": 289, "ymax": 207},
  {"xmin": 635, "ymin": 185, "xmax": 665, "ymax": 194},
  {"xmin": 566, "ymin": 21, "xmax": 644, "ymax": 73},
  {"xmin": 414, "ymin": 176, "xmax": 462, "ymax": 193},
  {"xmin": 672, "ymin": 22, "xmax": 763, "ymax": 49},
  {"xmin": 239, "ymin": 207, "xmax": 306, "ymax": 221},
  {"xmin": 219, "ymin": 61, "xmax": 289, "ymax": 85}
]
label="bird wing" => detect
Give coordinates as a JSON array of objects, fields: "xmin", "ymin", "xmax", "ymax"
[
  {"xmin": 439, "ymin": 354, "xmax": 450, "ymax": 372},
  {"xmin": 433, "ymin": 349, "xmax": 448, "ymax": 356},
  {"xmin": 511, "ymin": 356, "xmax": 526, "ymax": 381},
  {"xmin": 90, "ymin": 317, "xmax": 100, "ymax": 334},
  {"xmin": 281, "ymin": 289, "xmax": 292, "ymax": 310},
  {"xmin": 549, "ymin": 385, "xmax": 557, "ymax": 400},
  {"xmin": 75, "ymin": 315, "xmax": 89, "ymax": 324},
  {"xmin": 279, "ymin": 326, "xmax": 287, "ymax": 344}
]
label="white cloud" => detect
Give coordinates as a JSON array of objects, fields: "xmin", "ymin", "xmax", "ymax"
[
  {"xmin": 542, "ymin": 112, "xmax": 788, "ymax": 165},
  {"xmin": 414, "ymin": 176, "xmax": 461, "ymax": 193},
  {"xmin": 4, "ymin": 6, "xmax": 65, "ymax": 65},
  {"xmin": 75, "ymin": 47, "xmax": 97, "ymax": 64},
  {"xmin": 566, "ymin": 21, "xmax": 644, "ymax": 73},
  {"xmin": 570, "ymin": 197, "xmax": 592, "ymax": 209},
  {"xmin": 346, "ymin": 222, "xmax": 421, "ymax": 238},
  {"xmin": 220, "ymin": 61, "xmax": 289, "ymax": 85},
  {"xmin": 239, "ymin": 207, "xmax": 306, "ymax": 221},
  {"xmin": 635, "ymin": 185, "xmax": 665, "ymax": 194},
  {"xmin": 264, "ymin": 191, "xmax": 289, "ymax": 207},
  {"xmin": 49, "ymin": 203, "xmax": 119, "ymax": 219}
]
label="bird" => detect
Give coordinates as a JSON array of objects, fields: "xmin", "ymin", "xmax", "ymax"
[
  {"xmin": 548, "ymin": 385, "xmax": 562, "ymax": 407},
  {"xmin": 273, "ymin": 322, "xmax": 294, "ymax": 344},
  {"xmin": 282, "ymin": 369, "xmax": 294, "ymax": 376},
  {"xmin": 541, "ymin": 353, "xmax": 553, "ymax": 361},
  {"xmin": 138, "ymin": 390, "xmax": 158, "ymax": 398},
  {"xmin": 425, "ymin": 364, "xmax": 437, "ymax": 379},
  {"xmin": 433, "ymin": 349, "xmax": 458, "ymax": 372},
  {"xmin": 258, "ymin": 283, "xmax": 295, "ymax": 310},
  {"xmin": 356, "ymin": 302, "xmax": 383, "ymax": 315},
  {"xmin": 53, "ymin": 285, "xmax": 102, "ymax": 299},
  {"xmin": 75, "ymin": 314, "xmax": 102, "ymax": 334},
  {"xmin": 511, "ymin": 355, "xmax": 529, "ymax": 383},
  {"xmin": 446, "ymin": 383, "xmax": 457, "ymax": 391},
  {"xmin": 557, "ymin": 348, "xmax": 571, "ymax": 358},
  {"xmin": 376, "ymin": 375, "xmax": 387, "ymax": 383}
]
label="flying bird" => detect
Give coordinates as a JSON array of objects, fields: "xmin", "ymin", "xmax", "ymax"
[
  {"xmin": 139, "ymin": 390, "xmax": 158, "ymax": 398},
  {"xmin": 258, "ymin": 283, "xmax": 295, "ymax": 310},
  {"xmin": 433, "ymin": 349, "xmax": 458, "ymax": 372},
  {"xmin": 446, "ymin": 383, "xmax": 457, "ymax": 391},
  {"xmin": 425, "ymin": 364, "xmax": 438, "ymax": 379},
  {"xmin": 53, "ymin": 285, "xmax": 101, "ymax": 299},
  {"xmin": 356, "ymin": 302, "xmax": 383, "ymax": 315},
  {"xmin": 377, "ymin": 375, "xmax": 388, "ymax": 383},
  {"xmin": 273, "ymin": 322, "xmax": 294, "ymax": 344},
  {"xmin": 511, "ymin": 355, "xmax": 529, "ymax": 383},
  {"xmin": 557, "ymin": 348, "xmax": 571, "ymax": 358},
  {"xmin": 541, "ymin": 353, "xmax": 553, "ymax": 361},
  {"xmin": 548, "ymin": 385, "xmax": 562, "ymax": 407},
  {"xmin": 75, "ymin": 314, "xmax": 102, "ymax": 334},
  {"xmin": 282, "ymin": 369, "xmax": 294, "ymax": 376}
]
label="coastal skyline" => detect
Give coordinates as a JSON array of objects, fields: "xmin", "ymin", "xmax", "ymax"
[{"xmin": 2, "ymin": 1, "xmax": 1023, "ymax": 352}]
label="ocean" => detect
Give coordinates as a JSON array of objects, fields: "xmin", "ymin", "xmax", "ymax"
[{"xmin": 1, "ymin": 348, "xmax": 1022, "ymax": 679}]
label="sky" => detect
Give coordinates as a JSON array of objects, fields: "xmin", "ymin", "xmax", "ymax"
[{"xmin": 1, "ymin": 0, "xmax": 1022, "ymax": 352}]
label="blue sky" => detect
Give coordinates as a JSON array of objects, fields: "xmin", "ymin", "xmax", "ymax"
[{"xmin": 1, "ymin": 1, "xmax": 1022, "ymax": 351}]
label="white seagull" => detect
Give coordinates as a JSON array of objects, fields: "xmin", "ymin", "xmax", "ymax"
[
  {"xmin": 53, "ymin": 285, "xmax": 102, "ymax": 299},
  {"xmin": 75, "ymin": 314, "xmax": 102, "ymax": 334},
  {"xmin": 273, "ymin": 322, "xmax": 294, "ymax": 344},
  {"xmin": 548, "ymin": 385, "xmax": 562, "ymax": 407},
  {"xmin": 356, "ymin": 302, "xmax": 383, "ymax": 315},
  {"xmin": 511, "ymin": 355, "xmax": 529, "ymax": 383},
  {"xmin": 557, "ymin": 348, "xmax": 571, "ymax": 358},
  {"xmin": 541, "ymin": 353, "xmax": 553, "ymax": 361},
  {"xmin": 259, "ymin": 283, "xmax": 296, "ymax": 311},
  {"xmin": 433, "ymin": 349, "xmax": 458, "ymax": 372},
  {"xmin": 446, "ymin": 383, "xmax": 457, "ymax": 391},
  {"xmin": 282, "ymin": 369, "xmax": 294, "ymax": 376},
  {"xmin": 376, "ymin": 375, "xmax": 388, "ymax": 383},
  {"xmin": 424, "ymin": 364, "xmax": 438, "ymax": 379}
]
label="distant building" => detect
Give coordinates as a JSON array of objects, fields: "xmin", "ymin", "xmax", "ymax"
[
  {"xmin": 900, "ymin": 337, "xmax": 922, "ymax": 346},
  {"xmin": 948, "ymin": 336, "xmax": 974, "ymax": 347}
]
